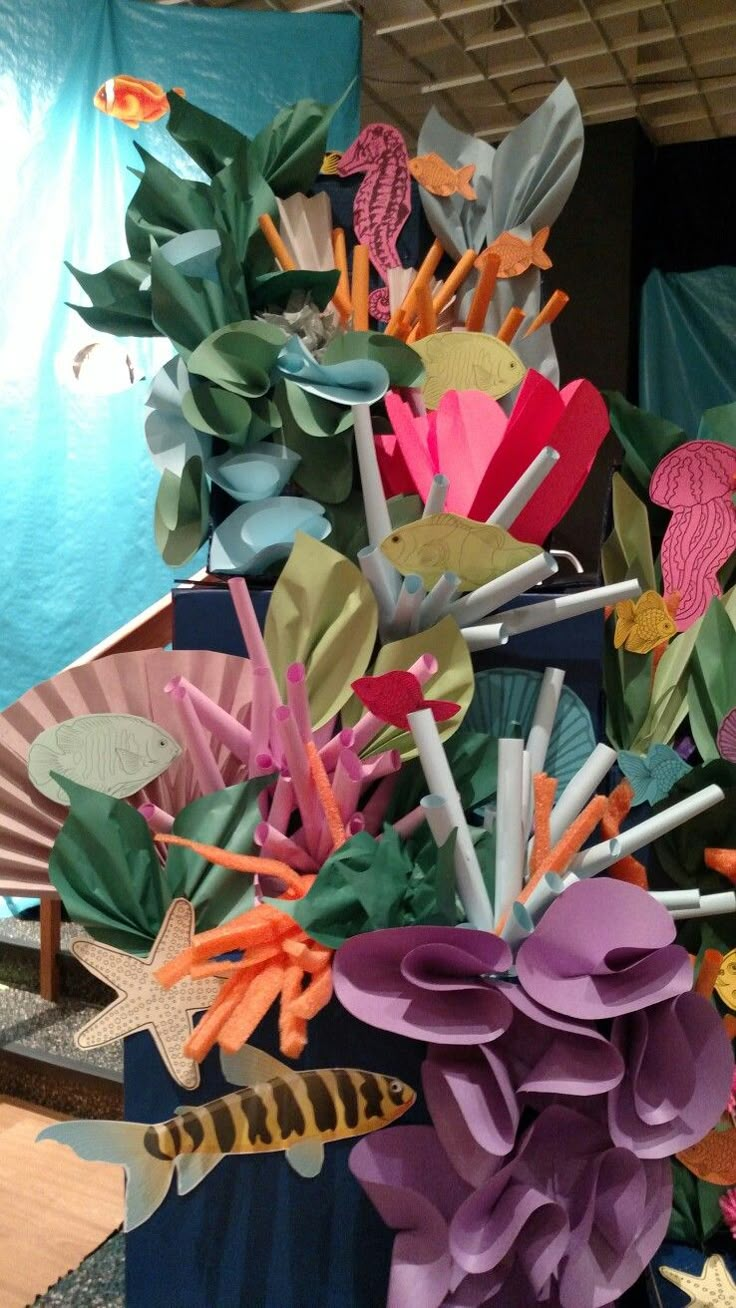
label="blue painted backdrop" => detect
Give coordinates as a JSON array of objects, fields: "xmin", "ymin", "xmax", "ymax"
[{"xmin": 0, "ymin": 0, "xmax": 360, "ymax": 710}]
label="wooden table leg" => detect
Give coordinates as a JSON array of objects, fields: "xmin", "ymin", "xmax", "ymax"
[{"xmin": 39, "ymin": 896, "xmax": 61, "ymax": 1002}]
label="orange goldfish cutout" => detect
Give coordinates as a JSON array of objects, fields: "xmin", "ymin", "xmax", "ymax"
[
  {"xmin": 477, "ymin": 226, "xmax": 552, "ymax": 279},
  {"xmin": 409, "ymin": 153, "xmax": 477, "ymax": 201},
  {"xmin": 93, "ymin": 76, "xmax": 184, "ymax": 128}
]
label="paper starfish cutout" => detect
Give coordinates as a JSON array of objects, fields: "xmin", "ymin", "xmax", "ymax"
[
  {"xmin": 659, "ymin": 1254, "xmax": 736, "ymax": 1306},
  {"xmin": 72, "ymin": 899, "xmax": 222, "ymax": 1089},
  {"xmin": 351, "ymin": 671, "xmax": 460, "ymax": 732}
]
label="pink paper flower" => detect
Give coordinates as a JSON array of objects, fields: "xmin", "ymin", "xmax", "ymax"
[{"xmin": 720, "ymin": 1187, "xmax": 736, "ymax": 1238}]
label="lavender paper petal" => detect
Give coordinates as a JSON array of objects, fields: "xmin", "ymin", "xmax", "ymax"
[
  {"xmin": 500, "ymin": 985, "xmax": 624, "ymax": 1096},
  {"xmin": 608, "ymin": 992, "xmax": 735, "ymax": 1157},
  {"xmin": 452, "ymin": 1176, "xmax": 568, "ymax": 1280},
  {"xmin": 422, "ymin": 1045, "xmax": 519, "ymax": 1186},
  {"xmin": 401, "ymin": 941, "xmax": 509, "ymax": 991}
]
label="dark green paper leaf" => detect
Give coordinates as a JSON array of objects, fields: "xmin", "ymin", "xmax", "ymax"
[
  {"xmin": 154, "ymin": 455, "xmax": 209, "ymax": 565},
  {"xmin": 166, "ymin": 90, "xmax": 246, "ymax": 177},
  {"xmin": 605, "ymin": 391, "xmax": 685, "ymax": 496},
  {"xmin": 250, "ymin": 97, "xmax": 341, "ymax": 197},
  {"xmin": 125, "ymin": 145, "xmax": 214, "ymax": 262},
  {"xmin": 150, "ymin": 245, "xmax": 229, "ymax": 359},
  {"xmin": 66, "ymin": 258, "xmax": 155, "ymax": 336},
  {"xmin": 653, "ymin": 759, "xmax": 736, "ymax": 905},
  {"xmin": 323, "ymin": 330, "xmax": 425, "ymax": 389},
  {"xmin": 250, "ymin": 268, "xmax": 339, "ymax": 313},
  {"xmin": 182, "ymin": 381, "xmax": 253, "ymax": 442},
  {"xmin": 688, "ymin": 600, "xmax": 736, "ymax": 763}
]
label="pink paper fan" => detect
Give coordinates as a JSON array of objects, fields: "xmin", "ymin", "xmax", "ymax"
[
  {"xmin": 717, "ymin": 708, "xmax": 736, "ymax": 764},
  {"xmin": 0, "ymin": 649, "xmax": 253, "ymax": 896}
]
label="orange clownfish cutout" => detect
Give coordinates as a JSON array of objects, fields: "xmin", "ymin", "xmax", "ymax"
[{"xmin": 93, "ymin": 76, "xmax": 184, "ymax": 129}]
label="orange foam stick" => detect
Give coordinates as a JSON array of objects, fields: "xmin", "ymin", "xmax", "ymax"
[
  {"xmin": 351, "ymin": 244, "xmax": 370, "ymax": 330},
  {"xmin": 694, "ymin": 948, "xmax": 725, "ymax": 1001},
  {"xmin": 384, "ymin": 306, "xmax": 409, "ymax": 339},
  {"xmin": 464, "ymin": 251, "xmax": 500, "ymax": 332},
  {"xmin": 279, "ymin": 963, "xmax": 308, "ymax": 1059},
  {"xmin": 524, "ymin": 289, "xmax": 570, "ymax": 337},
  {"xmin": 432, "ymin": 248, "xmax": 477, "ymax": 318},
  {"xmin": 306, "ymin": 740, "xmax": 347, "ymax": 852},
  {"xmin": 706, "ymin": 848, "xmax": 736, "ymax": 884},
  {"xmin": 392, "ymin": 238, "xmax": 445, "ymax": 327},
  {"xmin": 496, "ymin": 306, "xmax": 525, "ymax": 345},
  {"xmin": 156, "ymin": 946, "xmax": 196, "ymax": 990},
  {"xmin": 331, "ymin": 227, "xmax": 352, "ymax": 322},
  {"xmin": 218, "ymin": 962, "xmax": 285, "ymax": 1054},
  {"xmin": 257, "ymin": 212, "xmax": 296, "ymax": 272},
  {"xmin": 600, "ymin": 780, "xmax": 649, "ymax": 890},
  {"xmin": 183, "ymin": 970, "xmax": 250, "ymax": 1061},
  {"xmin": 414, "ymin": 279, "xmax": 437, "ymax": 339},
  {"xmin": 189, "ymin": 907, "xmax": 295, "ymax": 962},
  {"xmin": 287, "ymin": 962, "xmax": 333, "ymax": 1021},
  {"xmin": 544, "ymin": 794, "xmax": 607, "ymax": 875},
  {"xmin": 723, "ymin": 1015, "xmax": 736, "ymax": 1042},
  {"xmin": 529, "ymin": 774, "xmax": 556, "ymax": 878},
  {"xmin": 155, "ymin": 832, "xmax": 304, "ymax": 895}
]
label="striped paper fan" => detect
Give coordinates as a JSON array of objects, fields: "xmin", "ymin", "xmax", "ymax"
[
  {"xmin": 461, "ymin": 667, "xmax": 596, "ymax": 790},
  {"xmin": 0, "ymin": 649, "xmax": 253, "ymax": 896}
]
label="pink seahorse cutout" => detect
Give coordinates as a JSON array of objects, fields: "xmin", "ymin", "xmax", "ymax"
[
  {"xmin": 337, "ymin": 123, "xmax": 412, "ymax": 324},
  {"xmin": 650, "ymin": 439, "xmax": 736, "ymax": 630}
]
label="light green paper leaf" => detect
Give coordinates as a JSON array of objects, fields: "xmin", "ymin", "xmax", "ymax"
[
  {"xmin": 630, "ymin": 616, "xmax": 704, "ymax": 752},
  {"xmin": 281, "ymin": 380, "xmax": 354, "ymax": 440},
  {"xmin": 187, "ymin": 321, "xmax": 285, "ymax": 398},
  {"xmin": 323, "ymin": 330, "xmax": 425, "ymax": 389},
  {"xmin": 264, "ymin": 532, "xmax": 378, "ymax": 729},
  {"xmin": 154, "ymin": 455, "xmax": 210, "ymax": 566},
  {"xmin": 698, "ymin": 400, "xmax": 736, "ymax": 448},
  {"xmin": 609, "ymin": 473, "xmax": 656, "ymax": 591},
  {"xmin": 688, "ymin": 599, "xmax": 736, "ymax": 762}
]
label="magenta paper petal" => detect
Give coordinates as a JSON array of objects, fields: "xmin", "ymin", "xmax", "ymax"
[
  {"xmin": 334, "ymin": 927, "xmax": 513, "ymax": 1044},
  {"xmin": 516, "ymin": 878, "xmax": 692, "ymax": 1019},
  {"xmin": 498, "ymin": 985, "xmax": 624, "ymax": 1097},
  {"xmin": 468, "ymin": 371, "xmax": 563, "ymax": 522},
  {"xmin": 384, "ymin": 391, "xmax": 436, "ymax": 503},
  {"xmin": 608, "ymin": 991, "xmax": 735, "ymax": 1158},
  {"xmin": 374, "ymin": 430, "xmax": 416, "ymax": 498},
  {"xmin": 433, "ymin": 391, "xmax": 507, "ymax": 518},
  {"xmin": 422, "ymin": 1045, "xmax": 519, "ymax": 1186}
]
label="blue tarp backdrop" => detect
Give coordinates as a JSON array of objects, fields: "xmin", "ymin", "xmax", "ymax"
[{"xmin": 0, "ymin": 0, "xmax": 360, "ymax": 710}]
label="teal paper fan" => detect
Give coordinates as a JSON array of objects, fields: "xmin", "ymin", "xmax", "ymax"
[{"xmin": 460, "ymin": 668, "xmax": 596, "ymax": 791}]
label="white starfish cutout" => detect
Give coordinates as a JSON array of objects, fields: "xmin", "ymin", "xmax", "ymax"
[
  {"xmin": 659, "ymin": 1253, "xmax": 736, "ymax": 1306},
  {"xmin": 72, "ymin": 899, "xmax": 221, "ymax": 1089}
]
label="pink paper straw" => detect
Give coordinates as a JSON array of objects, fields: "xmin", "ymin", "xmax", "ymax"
[
  {"xmin": 352, "ymin": 654, "xmax": 439, "ymax": 753},
  {"xmin": 165, "ymin": 675, "xmax": 251, "ymax": 763},
  {"xmin": 313, "ymin": 715, "xmax": 338, "ymax": 750},
  {"xmin": 348, "ymin": 813, "xmax": 366, "ymax": 835},
  {"xmin": 332, "ymin": 749, "xmax": 365, "ymax": 823},
  {"xmin": 227, "ymin": 577, "xmax": 282, "ymax": 706},
  {"xmin": 249, "ymin": 666, "xmax": 274, "ymax": 775},
  {"xmin": 361, "ymin": 775, "xmax": 398, "ymax": 834},
  {"xmin": 168, "ymin": 684, "xmax": 225, "ymax": 794},
  {"xmin": 274, "ymin": 705, "xmax": 323, "ymax": 856},
  {"xmin": 362, "ymin": 750, "xmax": 401, "ymax": 782},
  {"xmin": 253, "ymin": 749, "xmax": 277, "ymax": 782},
  {"xmin": 137, "ymin": 802, "xmax": 174, "ymax": 834},
  {"xmin": 268, "ymin": 773, "xmax": 294, "ymax": 832},
  {"xmin": 254, "ymin": 822, "xmax": 318, "ymax": 873},
  {"xmin": 286, "ymin": 663, "xmax": 313, "ymax": 744},
  {"xmin": 319, "ymin": 728, "xmax": 355, "ymax": 773},
  {"xmin": 392, "ymin": 805, "xmax": 427, "ymax": 839}
]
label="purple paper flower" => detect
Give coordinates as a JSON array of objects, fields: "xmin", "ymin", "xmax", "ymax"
[
  {"xmin": 516, "ymin": 877, "xmax": 693, "ymax": 1019},
  {"xmin": 422, "ymin": 1045, "xmax": 519, "ymax": 1186},
  {"xmin": 498, "ymin": 985, "xmax": 625, "ymax": 1099},
  {"xmin": 333, "ymin": 926, "xmax": 513, "ymax": 1044},
  {"xmin": 608, "ymin": 990, "xmax": 735, "ymax": 1157}
]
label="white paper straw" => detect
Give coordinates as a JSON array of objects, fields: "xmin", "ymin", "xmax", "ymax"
[
  {"xmin": 419, "ymin": 572, "xmax": 460, "ymax": 630},
  {"xmin": 671, "ymin": 891, "xmax": 736, "ymax": 920},
  {"xmin": 353, "ymin": 402, "xmax": 392, "ymax": 548},
  {"xmin": 500, "ymin": 901, "xmax": 534, "ymax": 947},
  {"xmin": 521, "ymin": 748, "xmax": 532, "ymax": 847},
  {"xmin": 650, "ymin": 888, "xmax": 700, "ymax": 910},
  {"xmin": 459, "ymin": 623, "xmax": 509, "ymax": 653},
  {"xmin": 487, "ymin": 447, "xmax": 560, "ymax": 529},
  {"xmin": 524, "ymin": 872, "xmax": 565, "ymax": 924},
  {"xmin": 547, "ymin": 744, "xmax": 617, "ymax": 848},
  {"xmin": 358, "ymin": 545, "xmax": 401, "ymax": 634},
  {"xmin": 449, "ymin": 552, "xmax": 558, "ymax": 628},
  {"xmin": 526, "ymin": 667, "xmax": 565, "ymax": 781},
  {"xmin": 409, "ymin": 708, "xmax": 494, "ymax": 930},
  {"xmin": 495, "ymin": 739, "xmax": 525, "ymax": 922},
  {"xmin": 391, "ymin": 575, "xmax": 426, "ymax": 635},
  {"xmin": 570, "ymin": 784, "xmax": 725, "ymax": 877},
  {"xmin": 498, "ymin": 580, "xmax": 642, "ymax": 636},
  {"xmin": 423, "ymin": 474, "xmax": 450, "ymax": 518}
]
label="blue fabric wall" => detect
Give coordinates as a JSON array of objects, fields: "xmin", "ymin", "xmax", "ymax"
[{"xmin": 0, "ymin": 0, "xmax": 360, "ymax": 710}]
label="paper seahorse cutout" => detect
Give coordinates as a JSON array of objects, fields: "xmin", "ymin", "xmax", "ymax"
[
  {"xmin": 338, "ymin": 124, "xmax": 412, "ymax": 324},
  {"xmin": 650, "ymin": 440, "xmax": 736, "ymax": 630}
]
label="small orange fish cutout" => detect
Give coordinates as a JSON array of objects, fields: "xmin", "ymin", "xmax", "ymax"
[
  {"xmin": 93, "ymin": 76, "xmax": 184, "ymax": 129},
  {"xmin": 478, "ymin": 227, "xmax": 552, "ymax": 279},
  {"xmin": 409, "ymin": 153, "xmax": 477, "ymax": 201},
  {"xmin": 613, "ymin": 591, "xmax": 678, "ymax": 655}
]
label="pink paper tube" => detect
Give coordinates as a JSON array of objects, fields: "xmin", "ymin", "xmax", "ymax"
[
  {"xmin": 164, "ymin": 675, "xmax": 251, "ymax": 764},
  {"xmin": 249, "ymin": 666, "xmax": 274, "ymax": 775},
  {"xmin": 352, "ymin": 653, "xmax": 439, "ymax": 753},
  {"xmin": 286, "ymin": 663, "xmax": 314, "ymax": 745},
  {"xmin": 348, "ymin": 813, "xmax": 366, "ymax": 835},
  {"xmin": 392, "ymin": 805, "xmax": 427, "ymax": 839},
  {"xmin": 313, "ymin": 715, "xmax": 338, "ymax": 750},
  {"xmin": 319, "ymin": 728, "xmax": 356, "ymax": 773},
  {"xmin": 361, "ymin": 775, "xmax": 398, "ymax": 834},
  {"xmin": 332, "ymin": 749, "xmax": 365, "ymax": 822},
  {"xmin": 137, "ymin": 802, "xmax": 174, "ymax": 834},
  {"xmin": 169, "ymin": 685, "xmax": 225, "ymax": 794},
  {"xmin": 227, "ymin": 577, "xmax": 282, "ymax": 706},
  {"xmin": 254, "ymin": 822, "xmax": 318, "ymax": 873},
  {"xmin": 274, "ymin": 705, "xmax": 323, "ymax": 856},
  {"xmin": 362, "ymin": 750, "xmax": 402, "ymax": 782},
  {"xmin": 268, "ymin": 772, "xmax": 294, "ymax": 832},
  {"xmin": 253, "ymin": 749, "xmax": 277, "ymax": 782}
]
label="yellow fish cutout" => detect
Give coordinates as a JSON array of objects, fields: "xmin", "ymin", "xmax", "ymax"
[
  {"xmin": 714, "ymin": 948, "xmax": 736, "ymax": 1011},
  {"xmin": 613, "ymin": 590, "xmax": 678, "ymax": 654},
  {"xmin": 410, "ymin": 332, "xmax": 525, "ymax": 410},
  {"xmin": 380, "ymin": 514, "xmax": 542, "ymax": 592},
  {"xmin": 320, "ymin": 150, "xmax": 343, "ymax": 175}
]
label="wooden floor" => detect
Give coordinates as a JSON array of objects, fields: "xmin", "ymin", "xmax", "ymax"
[{"xmin": 0, "ymin": 1097, "xmax": 124, "ymax": 1308}]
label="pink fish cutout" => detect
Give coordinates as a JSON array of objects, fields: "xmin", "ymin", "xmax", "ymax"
[
  {"xmin": 378, "ymin": 371, "xmax": 609, "ymax": 544},
  {"xmin": 351, "ymin": 672, "xmax": 460, "ymax": 733},
  {"xmin": 650, "ymin": 440, "xmax": 736, "ymax": 630},
  {"xmin": 337, "ymin": 124, "xmax": 411, "ymax": 324}
]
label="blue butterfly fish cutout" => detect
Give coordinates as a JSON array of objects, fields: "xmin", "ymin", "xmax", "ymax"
[{"xmin": 618, "ymin": 744, "xmax": 692, "ymax": 807}]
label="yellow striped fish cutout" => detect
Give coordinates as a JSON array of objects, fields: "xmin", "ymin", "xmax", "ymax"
[{"xmin": 36, "ymin": 1044, "xmax": 416, "ymax": 1230}]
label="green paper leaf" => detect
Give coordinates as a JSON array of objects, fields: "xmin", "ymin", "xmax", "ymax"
[
  {"xmin": 698, "ymin": 400, "xmax": 736, "ymax": 448},
  {"xmin": 275, "ymin": 403, "xmax": 354, "ymax": 504},
  {"xmin": 653, "ymin": 759, "xmax": 736, "ymax": 901},
  {"xmin": 281, "ymin": 379, "xmax": 353, "ymax": 440},
  {"xmin": 164, "ymin": 777, "xmax": 274, "ymax": 931},
  {"xmin": 250, "ymin": 269, "xmax": 340, "ymax": 313},
  {"xmin": 48, "ymin": 778, "xmax": 170, "ymax": 954},
  {"xmin": 181, "ymin": 380, "xmax": 253, "ymax": 441},
  {"xmin": 166, "ymin": 90, "xmax": 246, "ymax": 177},
  {"xmin": 688, "ymin": 600, "xmax": 736, "ymax": 762},
  {"xmin": 605, "ymin": 391, "xmax": 685, "ymax": 496},
  {"xmin": 187, "ymin": 321, "xmax": 284, "ymax": 398},
  {"xmin": 630, "ymin": 619, "xmax": 702, "ymax": 752},
  {"xmin": 264, "ymin": 532, "xmax": 378, "ymax": 729},
  {"xmin": 342, "ymin": 615, "xmax": 474, "ymax": 759},
  {"xmin": 66, "ymin": 258, "xmax": 156, "ymax": 336},
  {"xmin": 668, "ymin": 1158, "xmax": 729, "ymax": 1244},
  {"xmin": 604, "ymin": 473, "xmax": 656, "ymax": 591},
  {"xmin": 603, "ymin": 616, "xmax": 654, "ymax": 752},
  {"xmin": 211, "ymin": 139, "xmax": 277, "ymax": 272},
  {"xmin": 150, "ymin": 245, "xmax": 229, "ymax": 359},
  {"xmin": 250, "ymin": 97, "xmax": 342, "ymax": 197},
  {"xmin": 323, "ymin": 330, "xmax": 425, "ymax": 389},
  {"xmin": 324, "ymin": 492, "xmax": 423, "ymax": 566},
  {"xmin": 154, "ymin": 455, "xmax": 209, "ymax": 566},
  {"xmin": 125, "ymin": 145, "xmax": 214, "ymax": 262}
]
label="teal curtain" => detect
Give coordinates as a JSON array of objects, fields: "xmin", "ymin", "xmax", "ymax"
[
  {"xmin": 0, "ymin": 0, "xmax": 360, "ymax": 710},
  {"xmin": 639, "ymin": 266, "xmax": 736, "ymax": 433}
]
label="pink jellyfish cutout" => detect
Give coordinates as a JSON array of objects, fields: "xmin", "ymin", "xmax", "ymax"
[
  {"xmin": 717, "ymin": 707, "xmax": 736, "ymax": 764},
  {"xmin": 650, "ymin": 440, "xmax": 736, "ymax": 630}
]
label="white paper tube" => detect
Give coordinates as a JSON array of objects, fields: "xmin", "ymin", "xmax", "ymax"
[
  {"xmin": 547, "ymin": 744, "xmax": 617, "ymax": 848},
  {"xmin": 498, "ymin": 580, "xmax": 641, "ymax": 636},
  {"xmin": 500, "ymin": 901, "xmax": 534, "ymax": 948},
  {"xmin": 449, "ymin": 552, "xmax": 558, "ymax": 628},
  {"xmin": 358, "ymin": 545, "xmax": 401, "ymax": 633},
  {"xmin": 460, "ymin": 623, "xmax": 509, "ymax": 652},
  {"xmin": 420, "ymin": 794, "xmax": 454, "ymax": 846},
  {"xmin": 353, "ymin": 402, "xmax": 392, "ymax": 548},
  {"xmin": 671, "ymin": 891, "xmax": 736, "ymax": 920},
  {"xmin": 570, "ymin": 784, "xmax": 725, "ymax": 877},
  {"xmin": 524, "ymin": 872, "xmax": 566, "ymax": 924},
  {"xmin": 526, "ymin": 667, "xmax": 565, "ymax": 781},
  {"xmin": 423, "ymin": 474, "xmax": 450, "ymax": 518},
  {"xmin": 391, "ymin": 574, "xmax": 426, "ymax": 635},
  {"xmin": 409, "ymin": 708, "xmax": 494, "ymax": 930},
  {"xmin": 487, "ymin": 447, "xmax": 560, "ymax": 529},
  {"xmin": 650, "ymin": 888, "xmax": 700, "ymax": 910},
  {"xmin": 483, "ymin": 804, "xmax": 496, "ymax": 834},
  {"xmin": 419, "ymin": 572, "xmax": 460, "ymax": 629},
  {"xmin": 495, "ymin": 738, "xmax": 526, "ymax": 922}
]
